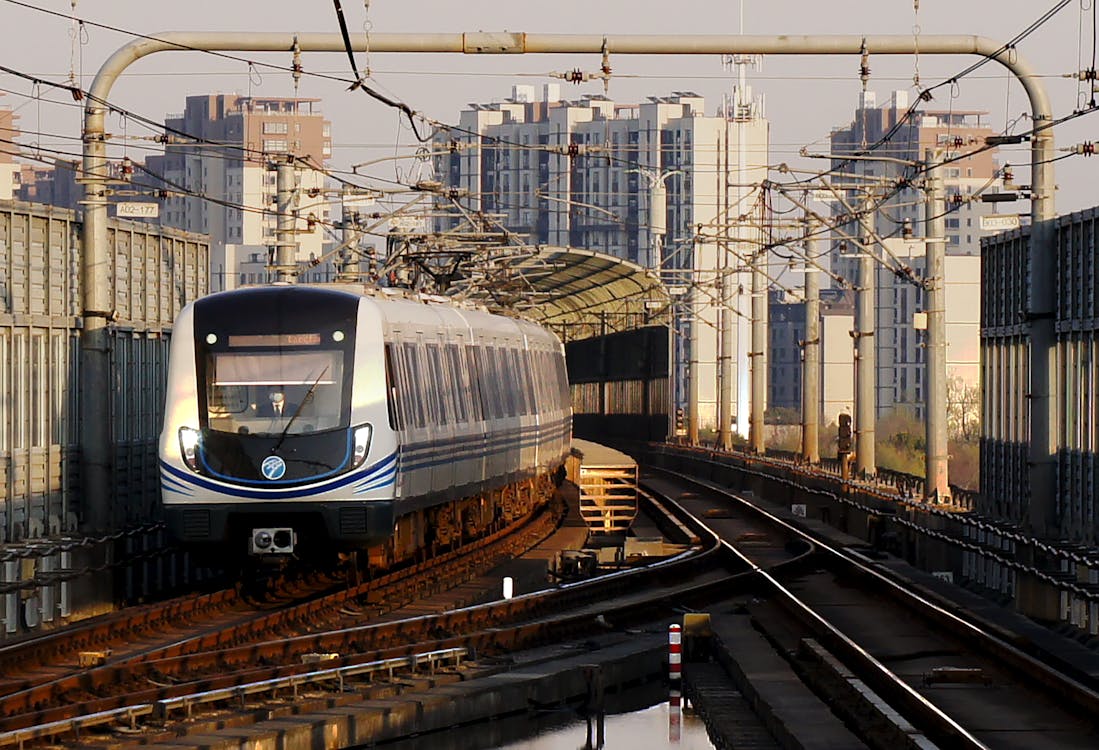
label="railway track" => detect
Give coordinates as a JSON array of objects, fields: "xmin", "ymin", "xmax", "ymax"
[
  {"xmin": 0, "ymin": 478, "xmax": 759, "ymax": 748},
  {"xmin": 7, "ymin": 464, "xmax": 1098, "ymax": 748},
  {"xmin": 645, "ymin": 467, "xmax": 1099, "ymax": 748},
  {"xmin": 0, "ymin": 500, "xmax": 565, "ymax": 738}
]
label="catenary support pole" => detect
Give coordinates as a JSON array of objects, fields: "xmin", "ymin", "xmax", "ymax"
[
  {"xmin": 749, "ymin": 244, "xmax": 767, "ymax": 453},
  {"xmin": 81, "ymin": 32, "xmax": 1055, "ymax": 528},
  {"xmin": 801, "ymin": 219, "xmax": 821, "ymax": 463},
  {"xmin": 274, "ymin": 158, "xmax": 298, "ymax": 283},
  {"xmin": 924, "ymin": 150, "xmax": 951, "ymax": 503},
  {"xmin": 688, "ymin": 235, "xmax": 701, "ymax": 445},
  {"xmin": 855, "ymin": 200, "xmax": 876, "ymax": 476}
]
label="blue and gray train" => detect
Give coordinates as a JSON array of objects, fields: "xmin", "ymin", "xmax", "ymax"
[{"xmin": 158, "ymin": 284, "xmax": 572, "ymax": 565}]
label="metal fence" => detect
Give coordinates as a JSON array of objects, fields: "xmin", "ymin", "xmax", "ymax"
[
  {"xmin": 0, "ymin": 200, "xmax": 207, "ymax": 634},
  {"xmin": 981, "ymin": 206, "xmax": 1099, "ymax": 545},
  {"xmin": 565, "ymin": 325, "xmax": 670, "ymax": 448}
]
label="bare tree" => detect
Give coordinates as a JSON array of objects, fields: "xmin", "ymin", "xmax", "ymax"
[{"xmin": 946, "ymin": 376, "xmax": 980, "ymax": 442}]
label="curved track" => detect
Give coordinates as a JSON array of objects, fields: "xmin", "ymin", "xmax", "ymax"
[{"xmin": 646, "ymin": 466, "xmax": 1099, "ymax": 749}]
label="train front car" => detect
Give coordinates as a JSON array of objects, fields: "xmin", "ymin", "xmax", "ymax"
[{"xmin": 158, "ymin": 286, "xmax": 397, "ymax": 562}]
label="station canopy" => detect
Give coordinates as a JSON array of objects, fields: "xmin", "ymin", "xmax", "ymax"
[{"xmin": 448, "ymin": 245, "xmax": 671, "ymax": 338}]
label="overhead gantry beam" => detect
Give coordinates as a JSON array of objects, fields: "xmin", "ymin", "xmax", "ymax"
[{"xmin": 82, "ymin": 32, "xmax": 1055, "ymax": 532}]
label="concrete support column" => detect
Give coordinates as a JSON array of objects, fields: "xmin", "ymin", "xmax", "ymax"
[
  {"xmin": 749, "ymin": 247, "xmax": 767, "ymax": 453},
  {"xmin": 718, "ymin": 243, "xmax": 734, "ymax": 451},
  {"xmin": 855, "ymin": 202, "xmax": 876, "ymax": 476},
  {"xmin": 688, "ymin": 283, "xmax": 700, "ymax": 445},
  {"xmin": 273, "ymin": 158, "xmax": 298, "ymax": 283},
  {"xmin": 801, "ymin": 221, "xmax": 821, "ymax": 463},
  {"xmin": 80, "ymin": 98, "xmax": 114, "ymax": 532},
  {"xmin": 924, "ymin": 150, "xmax": 950, "ymax": 502}
]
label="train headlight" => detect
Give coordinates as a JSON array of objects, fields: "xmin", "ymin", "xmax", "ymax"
[
  {"xmin": 178, "ymin": 427, "xmax": 201, "ymax": 472},
  {"xmin": 253, "ymin": 530, "xmax": 272, "ymax": 550},
  {"xmin": 351, "ymin": 424, "xmax": 372, "ymax": 469}
]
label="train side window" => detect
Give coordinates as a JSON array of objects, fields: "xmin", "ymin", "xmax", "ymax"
[
  {"xmin": 514, "ymin": 348, "xmax": 531, "ymax": 416},
  {"xmin": 383, "ymin": 343, "xmax": 400, "ymax": 430},
  {"xmin": 534, "ymin": 350, "xmax": 549, "ymax": 410},
  {"xmin": 543, "ymin": 351, "xmax": 555, "ymax": 409},
  {"xmin": 554, "ymin": 354, "xmax": 569, "ymax": 406},
  {"xmin": 428, "ymin": 343, "xmax": 454, "ymax": 425},
  {"xmin": 395, "ymin": 342, "xmax": 416, "ymax": 429},
  {"xmin": 522, "ymin": 348, "xmax": 538, "ymax": 416},
  {"xmin": 402, "ymin": 342, "xmax": 427, "ymax": 428},
  {"xmin": 447, "ymin": 345, "xmax": 469, "ymax": 423},
  {"xmin": 492, "ymin": 345, "xmax": 507, "ymax": 417},
  {"xmin": 482, "ymin": 346, "xmax": 503, "ymax": 419},
  {"xmin": 417, "ymin": 343, "xmax": 440, "ymax": 426},
  {"xmin": 465, "ymin": 346, "xmax": 485, "ymax": 422},
  {"xmin": 482, "ymin": 346, "xmax": 498, "ymax": 420},
  {"xmin": 499, "ymin": 347, "xmax": 517, "ymax": 417},
  {"xmin": 518, "ymin": 347, "xmax": 533, "ymax": 416},
  {"xmin": 509, "ymin": 348, "xmax": 524, "ymax": 416}
]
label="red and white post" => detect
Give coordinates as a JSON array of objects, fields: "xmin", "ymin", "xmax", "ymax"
[{"xmin": 668, "ymin": 622, "xmax": 682, "ymax": 743}]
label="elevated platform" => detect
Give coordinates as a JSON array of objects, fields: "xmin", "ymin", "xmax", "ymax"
[{"xmin": 571, "ymin": 439, "xmax": 638, "ymax": 535}]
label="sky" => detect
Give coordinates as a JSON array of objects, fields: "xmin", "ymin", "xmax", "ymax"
[{"xmin": 2, "ymin": 0, "xmax": 1096, "ymax": 213}]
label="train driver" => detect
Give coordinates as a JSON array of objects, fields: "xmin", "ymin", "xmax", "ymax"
[{"xmin": 255, "ymin": 388, "xmax": 297, "ymax": 418}]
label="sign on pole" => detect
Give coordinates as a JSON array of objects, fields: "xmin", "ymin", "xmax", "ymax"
[
  {"xmin": 979, "ymin": 214, "xmax": 1020, "ymax": 231},
  {"xmin": 115, "ymin": 202, "xmax": 159, "ymax": 219}
]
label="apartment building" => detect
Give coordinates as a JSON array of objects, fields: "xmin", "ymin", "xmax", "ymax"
[
  {"xmin": 146, "ymin": 95, "xmax": 333, "ymax": 292},
  {"xmin": 434, "ymin": 84, "xmax": 770, "ymax": 436},
  {"xmin": 829, "ymin": 90, "xmax": 1001, "ymax": 419}
]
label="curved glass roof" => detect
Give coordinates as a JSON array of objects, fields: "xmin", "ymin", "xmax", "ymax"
[{"xmin": 448, "ymin": 245, "xmax": 671, "ymax": 338}]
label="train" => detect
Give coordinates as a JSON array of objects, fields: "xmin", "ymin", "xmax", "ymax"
[{"xmin": 158, "ymin": 283, "xmax": 572, "ymax": 567}]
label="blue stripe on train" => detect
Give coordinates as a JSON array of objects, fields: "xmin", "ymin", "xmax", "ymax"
[{"xmin": 160, "ymin": 451, "xmax": 397, "ymax": 500}]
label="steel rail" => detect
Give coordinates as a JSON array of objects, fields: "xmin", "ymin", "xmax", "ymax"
[
  {"xmin": 0, "ymin": 489, "xmax": 744, "ymax": 740},
  {"xmin": 653, "ymin": 464, "xmax": 1099, "ymax": 746}
]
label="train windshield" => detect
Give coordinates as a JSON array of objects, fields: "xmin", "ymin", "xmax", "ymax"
[{"xmin": 204, "ymin": 350, "xmax": 345, "ymax": 435}]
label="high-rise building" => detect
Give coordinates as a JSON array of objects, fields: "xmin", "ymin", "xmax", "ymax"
[
  {"xmin": 146, "ymin": 95, "xmax": 333, "ymax": 292},
  {"xmin": 434, "ymin": 84, "xmax": 770, "ymax": 436},
  {"xmin": 768, "ymin": 287, "xmax": 855, "ymax": 428},
  {"xmin": 829, "ymin": 90, "xmax": 1001, "ymax": 420}
]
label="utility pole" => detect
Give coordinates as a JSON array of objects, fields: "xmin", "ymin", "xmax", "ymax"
[
  {"xmin": 801, "ymin": 219, "xmax": 821, "ymax": 463},
  {"xmin": 272, "ymin": 157, "xmax": 299, "ymax": 283},
  {"xmin": 924, "ymin": 150, "xmax": 950, "ymax": 502},
  {"xmin": 854, "ymin": 198, "xmax": 876, "ymax": 476}
]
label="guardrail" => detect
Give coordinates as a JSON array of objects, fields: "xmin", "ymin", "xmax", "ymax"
[
  {"xmin": 153, "ymin": 647, "xmax": 469, "ymax": 720},
  {"xmin": 0, "ymin": 647, "xmax": 468, "ymax": 747}
]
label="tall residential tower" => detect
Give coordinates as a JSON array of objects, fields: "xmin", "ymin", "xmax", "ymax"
[
  {"xmin": 146, "ymin": 95, "xmax": 333, "ymax": 291},
  {"xmin": 434, "ymin": 85, "xmax": 770, "ymax": 436}
]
